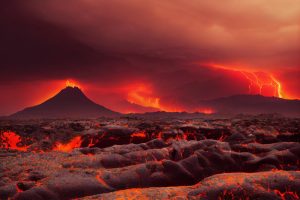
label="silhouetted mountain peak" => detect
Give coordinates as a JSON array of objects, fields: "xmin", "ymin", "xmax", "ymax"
[
  {"xmin": 48, "ymin": 86, "xmax": 87, "ymax": 102},
  {"xmin": 10, "ymin": 86, "xmax": 120, "ymax": 119},
  {"xmin": 59, "ymin": 86, "xmax": 85, "ymax": 96},
  {"xmin": 62, "ymin": 86, "xmax": 82, "ymax": 92}
]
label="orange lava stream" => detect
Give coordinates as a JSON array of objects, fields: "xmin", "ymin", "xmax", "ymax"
[
  {"xmin": 53, "ymin": 136, "xmax": 82, "ymax": 152},
  {"xmin": 0, "ymin": 131, "xmax": 29, "ymax": 151},
  {"xmin": 95, "ymin": 174, "xmax": 111, "ymax": 188},
  {"xmin": 131, "ymin": 131, "xmax": 147, "ymax": 138},
  {"xmin": 126, "ymin": 83, "xmax": 213, "ymax": 113},
  {"xmin": 127, "ymin": 84, "xmax": 161, "ymax": 109}
]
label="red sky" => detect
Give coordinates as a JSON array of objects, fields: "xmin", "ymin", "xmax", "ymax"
[{"xmin": 0, "ymin": 1, "xmax": 299, "ymax": 115}]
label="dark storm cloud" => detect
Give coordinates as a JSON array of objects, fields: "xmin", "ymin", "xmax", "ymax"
[
  {"xmin": 0, "ymin": 0, "xmax": 299, "ymax": 114},
  {"xmin": 26, "ymin": 0, "xmax": 300, "ymax": 66},
  {"xmin": 0, "ymin": 2, "xmax": 137, "ymax": 83},
  {"xmin": 2, "ymin": 0, "xmax": 299, "ymax": 77}
]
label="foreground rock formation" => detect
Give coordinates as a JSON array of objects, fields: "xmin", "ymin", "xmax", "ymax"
[
  {"xmin": 91, "ymin": 171, "xmax": 300, "ymax": 200},
  {"xmin": 0, "ymin": 115, "xmax": 299, "ymax": 199}
]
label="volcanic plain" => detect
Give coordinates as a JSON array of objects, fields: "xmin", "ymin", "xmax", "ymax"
[{"xmin": 0, "ymin": 114, "xmax": 299, "ymax": 199}]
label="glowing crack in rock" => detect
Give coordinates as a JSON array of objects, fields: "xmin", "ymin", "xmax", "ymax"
[{"xmin": 53, "ymin": 136, "xmax": 82, "ymax": 152}]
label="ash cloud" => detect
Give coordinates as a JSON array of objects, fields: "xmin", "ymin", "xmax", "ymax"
[{"xmin": 0, "ymin": 1, "xmax": 299, "ymax": 114}]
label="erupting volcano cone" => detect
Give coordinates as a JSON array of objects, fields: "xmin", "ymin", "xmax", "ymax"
[{"xmin": 10, "ymin": 86, "xmax": 120, "ymax": 119}]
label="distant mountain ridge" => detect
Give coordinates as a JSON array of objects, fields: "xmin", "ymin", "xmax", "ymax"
[
  {"xmin": 8, "ymin": 91, "xmax": 300, "ymax": 119},
  {"xmin": 10, "ymin": 86, "xmax": 120, "ymax": 119},
  {"xmin": 200, "ymin": 94, "xmax": 300, "ymax": 117},
  {"xmin": 125, "ymin": 95, "xmax": 300, "ymax": 118}
]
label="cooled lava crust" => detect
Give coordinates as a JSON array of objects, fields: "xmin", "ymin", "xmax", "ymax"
[{"xmin": 0, "ymin": 115, "xmax": 299, "ymax": 199}]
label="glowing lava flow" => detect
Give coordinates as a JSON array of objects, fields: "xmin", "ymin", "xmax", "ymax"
[
  {"xmin": 126, "ymin": 84, "xmax": 185, "ymax": 112},
  {"xmin": 131, "ymin": 131, "xmax": 147, "ymax": 138},
  {"xmin": 127, "ymin": 84, "xmax": 161, "ymax": 109},
  {"xmin": 0, "ymin": 131, "xmax": 29, "ymax": 151},
  {"xmin": 210, "ymin": 64, "xmax": 286, "ymax": 98},
  {"xmin": 126, "ymin": 83, "xmax": 214, "ymax": 113},
  {"xmin": 53, "ymin": 136, "xmax": 82, "ymax": 152}
]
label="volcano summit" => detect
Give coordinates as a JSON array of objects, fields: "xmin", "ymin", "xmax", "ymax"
[{"xmin": 10, "ymin": 86, "xmax": 120, "ymax": 119}]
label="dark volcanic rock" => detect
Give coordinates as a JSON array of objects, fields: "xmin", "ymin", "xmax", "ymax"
[
  {"xmin": 10, "ymin": 87, "xmax": 120, "ymax": 119},
  {"xmin": 188, "ymin": 171, "xmax": 300, "ymax": 200},
  {"xmin": 11, "ymin": 139, "xmax": 299, "ymax": 199},
  {"xmin": 1, "ymin": 116, "xmax": 300, "ymax": 199},
  {"xmin": 82, "ymin": 171, "xmax": 300, "ymax": 200}
]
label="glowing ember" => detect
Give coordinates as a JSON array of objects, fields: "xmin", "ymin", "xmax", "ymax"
[
  {"xmin": 0, "ymin": 131, "xmax": 29, "ymax": 151},
  {"xmin": 131, "ymin": 131, "xmax": 147, "ymax": 138},
  {"xmin": 157, "ymin": 132, "xmax": 163, "ymax": 139},
  {"xmin": 53, "ymin": 136, "xmax": 82, "ymax": 152}
]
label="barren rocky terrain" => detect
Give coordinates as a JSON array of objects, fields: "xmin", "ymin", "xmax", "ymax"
[{"xmin": 0, "ymin": 114, "xmax": 299, "ymax": 199}]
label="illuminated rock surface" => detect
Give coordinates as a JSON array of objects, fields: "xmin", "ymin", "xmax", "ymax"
[{"xmin": 0, "ymin": 115, "xmax": 299, "ymax": 199}]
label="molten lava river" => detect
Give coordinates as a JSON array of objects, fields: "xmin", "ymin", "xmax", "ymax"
[{"xmin": 0, "ymin": 116, "xmax": 299, "ymax": 199}]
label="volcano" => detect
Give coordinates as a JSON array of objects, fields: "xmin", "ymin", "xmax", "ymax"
[{"xmin": 10, "ymin": 86, "xmax": 120, "ymax": 119}]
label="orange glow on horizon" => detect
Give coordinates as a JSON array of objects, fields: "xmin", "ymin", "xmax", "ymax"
[
  {"xmin": 197, "ymin": 108, "xmax": 215, "ymax": 114},
  {"xmin": 126, "ymin": 83, "xmax": 215, "ymax": 113},
  {"xmin": 26, "ymin": 70, "xmax": 297, "ymax": 115},
  {"xmin": 125, "ymin": 83, "xmax": 180, "ymax": 112},
  {"xmin": 127, "ymin": 85, "xmax": 161, "ymax": 109},
  {"xmin": 35, "ymin": 79, "xmax": 83, "ymax": 105}
]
